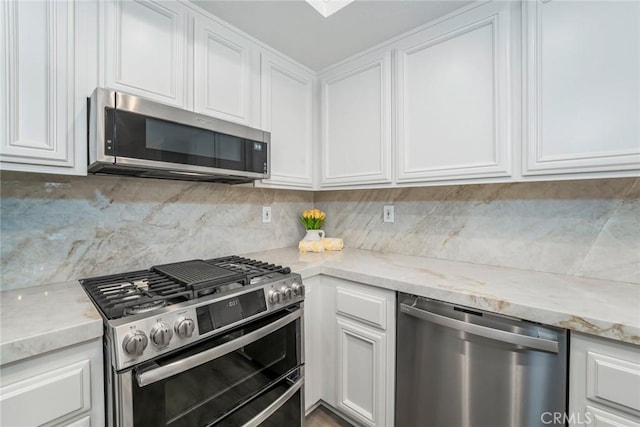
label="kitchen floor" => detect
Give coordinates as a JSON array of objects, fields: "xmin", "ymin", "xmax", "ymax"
[{"xmin": 305, "ymin": 406, "xmax": 353, "ymax": 427}]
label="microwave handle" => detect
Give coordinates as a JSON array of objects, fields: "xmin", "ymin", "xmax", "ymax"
[
  {"xmin": 243, "ymin": 377, "xmax": 304, "ymax": 427},
  {"xmin": 136, "ymin": 309, "xmax": 302, "ymax": 387}
]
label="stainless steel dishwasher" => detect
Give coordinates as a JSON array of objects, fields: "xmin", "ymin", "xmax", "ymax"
[{"xmin": 396, "ymin": 293, "xmax": 568, "ymax": 427}]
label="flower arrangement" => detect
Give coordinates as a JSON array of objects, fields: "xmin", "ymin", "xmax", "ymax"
[{"xmin": 300, "ymin": 208, "xmax": 326, "ymax": 230}]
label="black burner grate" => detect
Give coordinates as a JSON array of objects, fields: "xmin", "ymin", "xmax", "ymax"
[
  {"xmin": 80, "ymin": 256, "xmax": 293, "ymax": 319},
  {"xmin": 206, "ymin": 256, "xmax": 291, "ymax": 277},
  {"xmin": 79, "ymin": 270, "xmax": 192, "ymax": 320}
]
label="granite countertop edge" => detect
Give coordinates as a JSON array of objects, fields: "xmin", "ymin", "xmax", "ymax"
[
  {"xmin": 248, "ymin": 247, "xmax": 640, "ymax": 346},
  {"xmin": 1, "ymin": 247, "xmax": 638, "ymax": 366},
  {"xmin": 0, "ymin": 280, "xmax": 103, "ymax": 367}
]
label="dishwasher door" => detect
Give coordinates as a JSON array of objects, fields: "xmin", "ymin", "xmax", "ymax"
[{"xmin": 396, "ymin": 293, "xmax": 567, "ymax": 427}]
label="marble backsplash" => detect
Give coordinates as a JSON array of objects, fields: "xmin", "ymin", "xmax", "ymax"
[
  {"xmin": 315, "ymin": 178, "xmax": 640, "ymax": 284},
  {"xmin": 2, "ymin": 172, "xmax": 638, "ymax": 291},
  {"xmin": 0, "ymin": 172, "xmax": 313, "ymax": 291}
]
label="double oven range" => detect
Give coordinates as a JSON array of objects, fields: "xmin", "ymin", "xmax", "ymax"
[{"xmin": 80, "ymin": 256, "xmax": 305, "ymax": 427}]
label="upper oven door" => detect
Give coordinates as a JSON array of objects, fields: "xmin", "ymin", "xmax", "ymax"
[{"xmin": 120, "ymin": 306, "xmax": 302, "ymax": 427}]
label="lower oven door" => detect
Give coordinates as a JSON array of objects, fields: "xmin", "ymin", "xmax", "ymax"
[{"xmin": 112, "ymin": 306, "xmax": 303, "ymax": 427}]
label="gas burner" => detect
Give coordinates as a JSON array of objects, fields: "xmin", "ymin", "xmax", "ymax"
[
  {"xmin": 124, "ymin": 299, "xmax": 167, "ymax": 315},
  {"xmin": 80, "ymin": 256, "xmax": 294, "ymax": 320},
  {"xmin": 79, "ymin": 254, "xmax": 304, "ymax": 374},
  {"xmin": 80, "ymin": 270, "xmax": 192, "ymax": 320}
]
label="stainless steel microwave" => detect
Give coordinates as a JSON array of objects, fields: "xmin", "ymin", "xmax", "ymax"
[{"xmin": 88, "ymin": 88, "xmax": 270, "ymax": 184}]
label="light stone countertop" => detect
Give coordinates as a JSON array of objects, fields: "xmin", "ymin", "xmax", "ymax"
[
  {"xmin": 246, "ymin": 247, "xmax": 640, "ymax": 345},
  {"xmin": 1, "ymin": 247, "xmax": 637, "ymax": 367},
  {"xmin": 0, "ymin": 280, "xmax": 103, "ymax": 366}
]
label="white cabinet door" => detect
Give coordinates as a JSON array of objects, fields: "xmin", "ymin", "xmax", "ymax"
[
  {"xmin": 62, "ymin": 415, "xmax": 92, "ymax": 427},
  {"xmin": 303, "ymin": 276, "xmax": 322, "ymax": 412},
  {"xmin": 319, "ymin": 51, "xmax": 392, "ymax": 187},
  {"xmin": 102, "ymin": 0, "xmax": 189, "ymax": 108},
  {"xmin": 395, "ymin": 1, "xmax": 513, "ymax": 182},
  {"xmin": 523, "ymin": 0, "xmax": 640, "ymax": 176},
  {"xmin": 193, "ymin": 14, "xmax": 260, "ymax": 126},
  {"xmin": 323, "ymin": 276, "xmax": 395, "ymax": 426},
  {"xmin": 335, "ymin": 318, "xmax": 387, "ymax": 427},
  {"xmin": 1, "ymin": 360, "xmax": 91, "ymax": 426},
  {"xmin": 0, "ymin": 0, "xmax": 86, "ymax": 174},
  {"xmin": 259, "ymin": 52, "xmax": 315, "ymax": 189},
  {"xmin": 0, "ymin": 339, "xmax": 103, "ymax": 427},
  {"xmin": 569, "ymin": 333, "xmax": 640, "ymax": 427}
]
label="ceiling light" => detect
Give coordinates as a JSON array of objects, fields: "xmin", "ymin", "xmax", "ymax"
[{"xmin": 305, "ymin": 0, "xmax": 355, "ymax": 18}]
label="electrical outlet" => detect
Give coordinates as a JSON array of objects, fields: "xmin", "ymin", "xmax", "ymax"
[
  {"xmin": 383, "ymin": 205, "xmax": 394, "ymax": 223},
  {"xmin": 262, "ymin": 206, "xmax": 272, "ymax": 223}
]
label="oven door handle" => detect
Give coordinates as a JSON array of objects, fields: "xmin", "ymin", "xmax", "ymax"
[
  {"xmin": 136, "ymin": 309, "xmax": 302, "ymax": 387},
  {"xmin": 243, "ymin": 377, "xmax": 304, "ymax": 427}
]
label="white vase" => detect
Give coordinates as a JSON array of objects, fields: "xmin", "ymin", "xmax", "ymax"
[{"xmin": 303, "ymin": 229, "xmax": 325, "ymax": 241}]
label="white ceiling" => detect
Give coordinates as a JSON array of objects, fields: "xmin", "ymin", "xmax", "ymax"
[{"xmin": 190, "ymin": 0, "xmax": 473, "ymax": 71}]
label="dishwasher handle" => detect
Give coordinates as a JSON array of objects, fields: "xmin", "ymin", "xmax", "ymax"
[{"xmin": 399, "ymin": 303, "xmax": 559, "ymax": 354}]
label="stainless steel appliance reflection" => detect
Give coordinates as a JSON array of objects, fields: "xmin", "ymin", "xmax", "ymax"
[
  {"xmin": 81, "ymin": 256, "xmax": 305, "ymax": 427},
  {"xmin": 396, "ymin": 293, "xmax": 568, "ymax": 427}
]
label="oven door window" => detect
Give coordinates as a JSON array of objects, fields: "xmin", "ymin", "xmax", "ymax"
[
  {"xmin": 106, "ymin": 108, "xmax": 267, "ymax": 174},
  {"xmin": 131, "ymin": 308, "xmax": 301, "ymax": 427}
]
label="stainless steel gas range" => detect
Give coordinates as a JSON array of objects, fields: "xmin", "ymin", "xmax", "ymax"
[{"xmin": 80, "ymin": 256, "xmax": 305, "ymax": 427}]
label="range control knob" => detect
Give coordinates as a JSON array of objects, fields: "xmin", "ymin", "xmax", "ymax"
[
  {"xmin": 291, "ymin": 282, "xmax": 305, "ymax": 297},
  {"xmin": 150, "ymin": 322, "xmax": 173, "ymax": 348},
  {"xmin": 122, "ymin": 330, "xmax": 148, "ymax": 357},
  {"xmin": 280, "ymin": 285, "xmax": 293, "ymax": 301},
  {"xmin": 174, "ymin": 317, "xmax": 195, "ymax": 338},
  {"xmin": 268, "ymin": 289, "xmax": 282, "ymax": 305}
]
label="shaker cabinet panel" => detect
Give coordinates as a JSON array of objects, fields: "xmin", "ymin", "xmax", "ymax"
[
  {"xmin": 259, "ymin": 53, "xmax": 314, "ymax": 188},
  {"xmin": 585, "ymin": 406, "xmax": 640, "ymax": 427},
  {"xmin": 319, "ymin": 51, "xmax": 392, "ymax": 186},
  {"xmin": 323, "ymin": 276, "xmax": 395, "ymax": 427},
  {"xmin": 395, "ymin": 1, "xmax": 513, "ymax": 182},
  {"xmin": 194, "ymin": 15, "xmax": 260, "ymax": 127},
  {"xmin": 0, "ymin": 0, "xmax": 78, "ymax": 171},
  {"xmin": 0, "ymin": 339, "xmax": 103, "ymax": 427},
  {"xmin": 102, "ymin": 0, "xmax": 189, "ymax": 108},
  {"xmin": 569, "ymin": 333, "xmax": 640, "ymax": 427},
  {"xmin": 303, "ymin": 277, "xmax": 322, "ymax": 411},
  {"xmin": 336, "ymin": 318, "xmax": 385, "ymax": 426},
  {"xmin": 523, "ymin": 0, "xmax": 640, "ymax": 175},
  {"xmin": 0, "ymin": 360, "xmax": 91, "ymax": 426}
]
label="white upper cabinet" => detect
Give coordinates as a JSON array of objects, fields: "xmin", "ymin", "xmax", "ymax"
[
  {"xmin": 395, "ymin": 1, "xmax": 513, "ymax": 183},
  {"xmin": 319, "ymin": 51, "xmax": 393, "ymax": 187},
  {"xmin": 101, "ymin": 0, "xmax": 190, "ymax": 108},
  {"xmin": 523, "ymin": 0, "xmax": 640, "ymax": 176},
  {"xmin": 0, "ymin": 0, "xmax": 94, "ymax": 175},
  {"xmin": 193, "ymin": 14, "xmax": 260, "ymax": 127},
  {"xmin": 259, "ymin": 52, "xmax": 315, "ymax": 188}
]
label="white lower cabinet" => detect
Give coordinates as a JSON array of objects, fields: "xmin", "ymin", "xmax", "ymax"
[
  {"xmin": 304, "ymin": 275, "xmax": 395, "ymax": 426},
  {"xmin": 0, "ymin": 338, "xmax": 103, "ymax": 427},
  {"xmin": 570, "ymin": 332, "xmax": 640, "ymax": 427},
  {"xmin": 304, "ymin": 276, "xmax": 323, "ymax": 412},
  {"xmin": 335, "ymin": 318, "xmax": 388, "ymax": 426}
]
